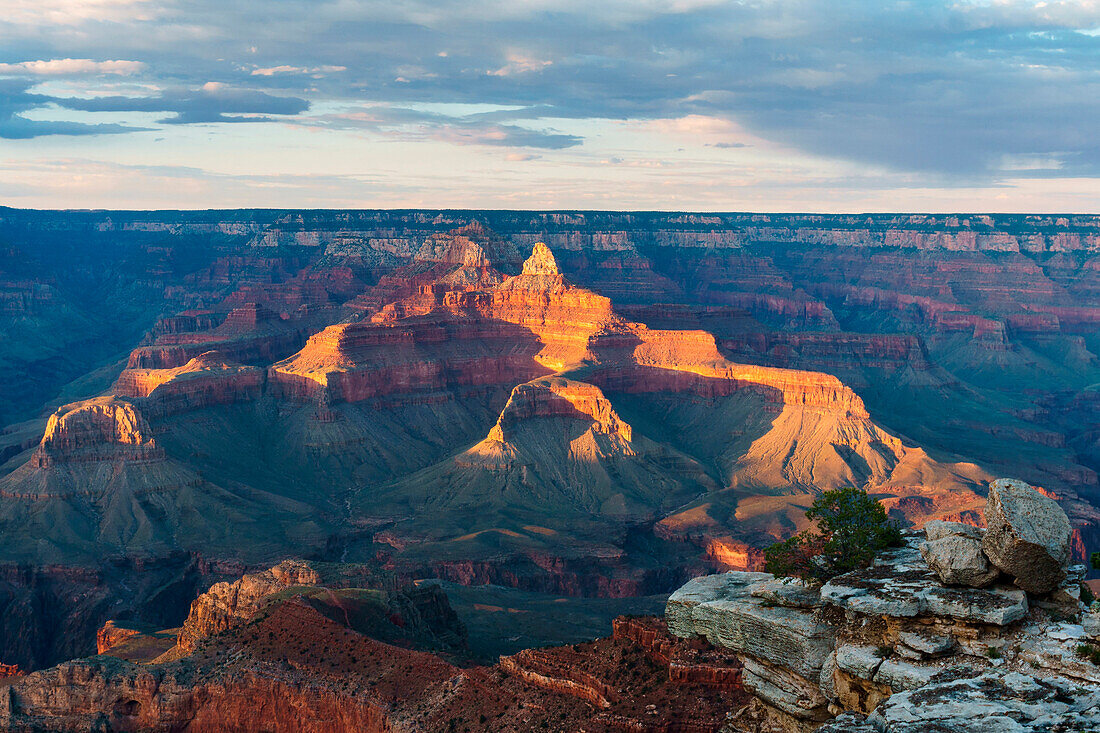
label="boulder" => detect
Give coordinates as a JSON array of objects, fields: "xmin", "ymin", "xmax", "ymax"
[
  {"xmin": 920, "ymin": 534, "xmax": 999, "ymax": 587},
  {"xmin": 923, "ymin": 520, "xmax": 983, "ymax": 542},
  {"xmin": 982, "ymin": 478, "xmax": 1071, "ymax": 594}
]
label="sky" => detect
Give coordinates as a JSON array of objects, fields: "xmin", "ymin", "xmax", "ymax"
[{"xmin": 2, "ymin": 0, "xmax": 1100, "ymax": 212}]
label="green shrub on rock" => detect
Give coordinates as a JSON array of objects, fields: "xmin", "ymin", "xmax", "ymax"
[{"xmin": 764, "ymin": 487, "xmax": 902, "ymax": 583}]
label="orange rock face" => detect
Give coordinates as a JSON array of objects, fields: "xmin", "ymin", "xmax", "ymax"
[
  {"xmin": 34, "ymin": 397, "xmax": 162, "ymax": 468},
  {"xmin": 114, "ymin": 351, "xmax": 263, "ymax": 414},
  {"xmin": 176, "ymin": 559, "xmax": 322, "ymax": 653},
  {"xmin": 95, "ymin": 621, "xmax": 143, "ymax": 654},
  {"xmin": 0, "ymin": 662, "xmax": 25, "ymax": 679}
]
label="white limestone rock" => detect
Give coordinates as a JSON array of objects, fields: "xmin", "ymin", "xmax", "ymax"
[
  {"xmin": 982, "ymin": 478, "xmax": 1071, "ymax": 594},
  {"xmin": 863, "ymin": 670, "xmax": 1100, "ymax": 732},
  {"xmin": 923, "ymin": 520, "xmax": 983, "ymax": 542},
  {"xmin": 821, "ymin": 544, "xmax": 1028, "ymax": 625},
  {"xmin": 666, "ymin": 571, "xmax": 835, "ymax": 681},
  {"xmin": 748, "ymin": 577, "xmax": 823, "ymax": 609},
  {"xmin": 835, "ymin": 644, "xmax": 885, "ymax": 680},
  {"xmin": 740, "ymin": 655, "xmax": 830, "ymax": 722},
  {"xmin": 920, "ymin": 534, "xmax": 999, "ymax": 587},
  {"xmin": 873, "ymin": 658, "xmax": 939, "ymax": 691},
  {"xmin": 897, "ymin": 630, "xmax": 954, "ymax": 657},
  {"xmin": 1083, "ymin": 608, "xmax": 1100, "ymax": 640}
]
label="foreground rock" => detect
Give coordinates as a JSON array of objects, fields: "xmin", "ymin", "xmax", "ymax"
[
  {"xmin": 817, "ymin": 670, "xmax": 1100, "ymax": 732},
  {"xmin": 919, "ymin": 520, "xmax": 999, "ymax": 587},
  {"xmin": 982, "ymin": 478, "xmax": 1072, "ymax": 593},
  {"xmin": 668, "ymin": 479, "xmax": 1097, "ymax": 732}
]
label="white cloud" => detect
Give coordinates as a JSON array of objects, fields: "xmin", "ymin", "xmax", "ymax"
[
  {"xmin": 1, "ymin": 0, "xmax": 155, "ymax": 26},
  {"xmin": 251, "ymin": 65, "xmax": 346, "ymax": 76},
  {"xmin": 488, "ymin": 53, "xmax": 552, "ymax": 76},
  {"xmin": 0, "ymin": 59, "xmax": 145, "ymax": 76}
]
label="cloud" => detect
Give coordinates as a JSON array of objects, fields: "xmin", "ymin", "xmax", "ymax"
[
  {"xmin": 432, "ymin": 123, "xmax": 579, "ymax": 149},
  {"xmin": 488, "ymin": 53, "xmax": 553, "ymax": 77},
  {"xmin": 4, "ymin": 0, "xmax": 1100, "ymax": 184},
  {"xmin": 54, "ymin": 83, "xmax": 309, "ymax": 124},
  {"xmin": 250, "ymin": 65, "xmax": 345, "ymax": 76},
  {"xmin": 0, "ymin": 78, "xmax": 141, "ymax": 138},
  {"xmin": 0, "ymin": 59, "xmax": 145, "ymax": 76},
  {"xmin": 1, "ymin": 0, "xmax": 155, "ymax": 26},
  {"xmin": 307, "ymin": 104, "xmax": 581, "ymax": 149},
  {"xmin": 709, "ymin": 142, "xmax": 748, "ymax": 149}
]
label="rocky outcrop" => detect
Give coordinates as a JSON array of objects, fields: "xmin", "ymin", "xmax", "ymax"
[
  {"xmin": 114, "ymin": 352, "xmax": 263, "ymax": 415},
  {"xmin": 919, "ymin": 521, "xmax": 999, "ymax": 587},
  {"xmin": 175, "ymin": 560, "xmax": 467, "ymax": 656},
  {"xmin": 175, "ymin": 559, "xmax": 324, "ymax": 653},
  {"xmin": 668, "ymin": 480, "xmax": 1099, "ymax": 733},
  {"xmin": 33, "ymin": 397, "xmax": 162, "ymax": 468},
  {"xmin": 983, "ymin": 477, "xmax": 1072, "ymax": 593},
  {"xmin": 667, "ymin": 572, "xmax": 836, "ymax": 726},
  {"xmin": 521, "ymin": 241, "xmax": 559, "ymax": 275},
  {"xmin": 487, "ymin": 377, "xmax": 633, "ymax": 444},
  {"xmin": 96, "ymin": 621, "xmax": 143, "ymax": 654},
  {"xmin": 818, "ymin": 670, "xmax": 1100, "ymax": 732}
]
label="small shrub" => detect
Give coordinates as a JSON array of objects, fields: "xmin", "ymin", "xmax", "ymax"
[
  {"xmin": 764, "ymin": 487, "xmax": 903, "ymax": 582},
  {"xmin": 986, "ymin": 646, "xmax": 1002, "ymax": 660},
  {"xmin": 875, "ymin": 646, "xmax": 891, "ymax": 659},
  {"xmin": 1082, "ymin": 583, "xmax": 1096, "ymax": 606},
  {"xmin": 1076, "ymin": 644, "xmax": 1100, "ymax": 665},
  {"xmin": 1091, "ymin": 551, "xmax": 1100, "ymax": 570}
]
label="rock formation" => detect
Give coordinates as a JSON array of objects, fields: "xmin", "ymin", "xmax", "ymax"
[
  {"xmin": 667, "ymin": 478, "xmax": 1099, "ymax": 732},
  {"xmin": 983, "ymin": 477, "xmax": 1073, "ymax": 593},
  {"xmin": 3, "ymin": 211, "xmax": 1100, "ymax": 694},
  {"xmin": 33, "ymin": 397, "xmax": 163, "ymax": 469},
  {"xmin": 919, "ymin": 520, "xmax": 999, "ymax": 587},
  {"xmin": 96, "ymin": 621, "xmax": 144, "ymax": 655},
  {"xmin": 0, "ymin": 562, "xmax": 740, "ymax": 732}
]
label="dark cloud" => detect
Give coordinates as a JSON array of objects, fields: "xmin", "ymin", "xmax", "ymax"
[
  {"xmin": 55, "ymin": 84, "xmax": 309, "ymax": 124},
  {"xmin": 0, "ymin": 78, "xmax": 139, "ymax": 138},
  {"xmin": 4, "ymin": 1, "xmax": 1100, "ymax": 175}
]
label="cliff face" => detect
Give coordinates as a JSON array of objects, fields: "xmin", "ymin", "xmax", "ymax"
[
  {"xmin": 1, "ymin": 562, "xmax": 741, "ymax": 733},
  {"xmin": 34, "ymin": 397, "xmax": 162, "ymax": 468},
  {"xmin": 114, "ymin": 352, "xmax": 263, "ymax": 415}
]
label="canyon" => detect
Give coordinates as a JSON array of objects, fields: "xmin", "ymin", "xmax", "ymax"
[
  {"xmin": 2, "ymin": 479, "xmax": 1096, "ymax": 731},
  {"xmin": 1, "ymin": 208, "xmax": 1099, "ymax": 726}
]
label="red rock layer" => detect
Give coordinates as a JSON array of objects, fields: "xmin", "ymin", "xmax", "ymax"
[
  {"xmin": 114, "ymin": 352, "xmax": 263, "ymax": 414},
  {"xmin": 612, "ymin": 616, "xmax": 742, "ymax": 691},
  {"xmin": 1, "ymin": 601, "xmax": 741, "ymax": 733}
]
